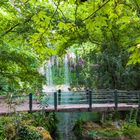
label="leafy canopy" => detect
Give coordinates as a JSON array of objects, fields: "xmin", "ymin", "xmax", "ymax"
[{"xmin": 0, "ymin": 0, "xmax": 140, "ymax": 93}]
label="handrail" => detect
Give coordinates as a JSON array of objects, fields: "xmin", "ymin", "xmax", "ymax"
[
  {"xmin": 47, "ymin": 89, "xmax": 140, "ymax": 112},
  {"xmin": 1, "ymin": 89, "xmax": 140, "ymax": 112}
]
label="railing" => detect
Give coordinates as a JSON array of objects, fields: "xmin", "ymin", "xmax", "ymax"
[
  {"xmin": 29, "ymin": 89, "xmax": 140, "ymax": 112},
  {"xmin": 1, "ymin": 90, "xmax": 140, "ymax": 113}
]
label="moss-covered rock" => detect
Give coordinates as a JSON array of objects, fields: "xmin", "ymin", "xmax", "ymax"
[
  {"xmin": 74, "ymin": 120, "xmax": 140, "ymax": 140},
  {"xmin": 0, "ymin": 113, "xmax": 55, "ymax": 140},
  {"xmin": 5, "ymin": 123, "xmax": 16, "ymax": 140},
  {"xmin": 37, "ymin": 127, "xmax": 52, "ymax": 140},
  {"xmin": 83, "ymin": 121, "xmax": 101, "ymax": 130}
]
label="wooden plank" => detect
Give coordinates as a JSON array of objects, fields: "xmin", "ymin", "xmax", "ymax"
[{"xmin": 0, "ymin": 102, "xmax": 139, "ymax": 115}]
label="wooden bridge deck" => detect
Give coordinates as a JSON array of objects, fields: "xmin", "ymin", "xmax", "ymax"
[{"xmin": 0, "ymin": 102, "xmax": 138, "ymax": 115}]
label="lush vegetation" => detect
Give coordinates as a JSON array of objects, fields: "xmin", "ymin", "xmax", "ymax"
[
  {"xmin": 0, "ymin": 112, "xmax": 58, "ymax": 140},
  {"xmin": 0, "ymin": 0, "xmax": 140, "ymax": 93},
  {"xmin": 73, "ymin": 110, "xmax": 140, "ymax": 140},
  {"xmin": 0, "ymin": 0, "xmax": 140, "ymax": 139}
]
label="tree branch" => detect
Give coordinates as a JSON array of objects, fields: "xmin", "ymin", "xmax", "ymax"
[
  {"xmin": 82, "ymin": 0, "xmax": 110, "ymax": 22},
  {"xmin": 0, "ymin": 23, "xmax": 20, "ymax": 37},
  {"xmin": 75, "ymin": 0, "xmax": 79, "ymax": 24},
  {"xmin": 35, "ymin": 0, "xmax": 61, "ymax": 44},
  {"xmin": 0, "ymin": 13, "xmax": 35, "ymax": 38},
  {"xmin": 52, "ymin": 0, "xmax": 67, "ymax": 22}
]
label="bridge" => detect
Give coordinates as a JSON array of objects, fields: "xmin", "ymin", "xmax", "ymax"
[{"xmin": 0, "ymin": 90, "xmax": 140, "ymax": 115}]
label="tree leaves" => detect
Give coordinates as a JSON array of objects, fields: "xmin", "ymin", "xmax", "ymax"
[{"xmin": 0, "ymin": 0, "xmax": 140, "ymax": 94}]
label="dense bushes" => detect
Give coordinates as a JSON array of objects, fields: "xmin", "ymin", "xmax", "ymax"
[
  {"xmin": 17, "ymin": 125, "xmax": 42, "ymax": 140},
  {"xmin": 0, "ymin": 112, "xmax": 58, "ymax": 140}
]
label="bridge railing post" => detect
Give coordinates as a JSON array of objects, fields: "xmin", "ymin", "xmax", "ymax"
[
  {"xmin": 138, "ymin": 92, "xmax": 140, "ymax": 110},
  {"xmin": 86, "ymin": 89, "xmax": 89, "ymax": 102},
  {"xmin": 89, "ymin": 90, "xmax": 92, "ymax": 111},
  {"xmin": 29, "ymin": 93, "xmax": 32, "ymax": 113},
  {"xmin": 58, "ymin": 89, "xmax": 61, "ymax": 105},
  {"xmin": 54, "ymin": 92, "xmax": 57, "ymax": 111},
  {"xmin": 114, "ymin": 89, "xmax": 118, "ymax": 110}
]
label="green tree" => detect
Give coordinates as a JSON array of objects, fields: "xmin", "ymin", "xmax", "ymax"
[{"xmin": 1, "ymin": 0, "xmax": 140, "ymax": 92}]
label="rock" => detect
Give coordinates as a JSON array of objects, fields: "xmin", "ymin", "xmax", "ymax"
[{"xmin": 83, "ymin": 121, "xmax": 101, "ymax": 130}]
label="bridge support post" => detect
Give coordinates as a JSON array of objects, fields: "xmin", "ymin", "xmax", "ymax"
[
  {"xmin": 114, "ymin": 89, "xmax": 118, "ymax": 110},
  {"xmin": 54, "ymin": 92, "xmax": 57, "ymax": 111},
  {"xmin": 88, "ymin": 90, "xmax": 92, "ymax": 111},
  {"xmin": 29, "ymin": 93, "xmax": 32, "ymax": 113}
]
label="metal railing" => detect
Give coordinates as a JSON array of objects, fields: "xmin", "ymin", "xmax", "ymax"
[
  {"xmin": 1, "ymin": 89, "xmax": 140, "ymax": 113},
  {"xmin": 28, "ymin": 89, "xmax": 140, "ymax": 112}
]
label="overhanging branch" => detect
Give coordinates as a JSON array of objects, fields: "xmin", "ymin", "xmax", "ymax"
[
  {"xmin": 82, "ymin": 0, "xmax": 110, "ymax": 22},
  {"xmin": 0, "ymin": 13, "xmax": 36, "ymax": 38},
  {"xmin": 34, "ymin": 0, "xmax": 61, "ymax": 44}
]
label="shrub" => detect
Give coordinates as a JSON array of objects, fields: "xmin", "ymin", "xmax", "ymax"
[
  {"xmin": 37, "ymin": 127, "xmax": 52, "ymax": 140},
  {"xmin": 0, "ymin": 113, "xmax": 55, "ymax": 140},
  {"xmin": 121, "ymin": 123, "xmax": 140, "ymax": 140},
  {"xmin": 73, "ymin": 119, "xmax": 84, "ymax": 137},
  {"xmin": 0, "ymin": 116, "xmax": 15, "ymax": 140},
  {"xmin": 17, "ymin": 125, "xmax": 42, "ymax": 140},
  {"xmin": 5, "ymin": 123, "xmax": 16, "ymax": 140}
]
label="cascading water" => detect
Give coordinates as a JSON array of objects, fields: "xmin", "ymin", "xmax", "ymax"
[
  {"xmin": 46, "ymin": 59, "xmax": 53, "ymax": 86},
  {"xmin": 56, "ymin": 56, "xmax": 59, "ymax": 70},
  {"xmin": 42, "ymin": 57, "xmax": 56, "ymax": 92},
  {"xmin": 56, "ymin": 54, "xmax": 79, "ymax": 140},
  {"xmin": 56, "ymin": 112, "xmax": 78, "ymax": 140},
  {"xmin": 42, "ymin": 52, "xmax": 85, "ymax": 140},
  {"xmin": 64, "ymin": 54, "xmax": 69, "ymax": 86},
  {"xmin": 62, "ymin": 54, "xmax": 70, "ymax": 92},
  {"xmin": 41, "ymin": 52, "xmax": 97, "ymax": 140}
]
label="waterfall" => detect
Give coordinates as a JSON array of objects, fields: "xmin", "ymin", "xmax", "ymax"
[
  {"xmin": 46, "ymin": 59, "xmax": 53, "ymax": 86},
  {"xmin": 64, "ymin": 54, "xmax": 69, "ymax": 86},
  {"xmin": 61, "ymin": 54, "xmax": 70, "ymax": 92},
  {"xmin": 43, "ymin": 53, "xmax": 71, "ymax": 92},
  {"xmin": 56, "ymin": 56, "xmax": 59, "ymax": 70},
  {"xmin": 43, "ymin": 58, "xmax": 55, "ymax": 92}
]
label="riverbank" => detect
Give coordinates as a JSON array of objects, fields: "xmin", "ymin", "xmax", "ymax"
[{"xmin": 73, "ymin": 110, "xmax": 140, "ymax": 140}]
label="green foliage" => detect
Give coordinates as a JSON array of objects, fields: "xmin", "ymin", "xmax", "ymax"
[
  {"xmin": 72, "ymin": 41, "xmax": 140, "ymax": 89},
  {"xmin": 0, "ymin": 0, "xmax": 140, "ymax": 92},
  {"xmin": 0, "ymin": 112, "xmax": 57, "ymax": 140},
  {"xmin": 126, "ymin": 109, "xmax": 138, "ymax": 124},
  {"xmin": 88, "ymin": 129, "xmax": 120, "ymax": 138},
  {"xmin": 0, "ymin": 116, "xmax": 14, "ymax": 140},
  {"xmin": 21, "ymin": 112, "xmax": 58, "ymax": 133},
  {"xmin": 88, "ymin": 130, "xmax": 98, "ymax": 138},
  {"xmin": 17, "ymin": 125, "xmax": 42, "ymax": 140},
  {"xmin": 4, "ymin": 123, "xmax": 17, "ymax": 140},
  {"xmin": 74, "ymin": 118, "xmax": 140, "ymax": 140},
  {"xmin": 121, "ymin": 123, "xmax": 140, "ymax": 139},
  {"xmin": 73, "ymin": 119, "xmax": 84, "ymax": 137},
  {"xmin": 98, "ymin": 130, "xmax": 120, "ymax": 138},
  {"xmin": 74, "ymin": 110, "xmax": 140, "ymax": 140},
  {"xmin": 0, "ymin": 40, "xmax": 45, "ymax": 95}
]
